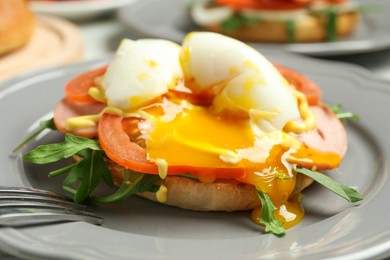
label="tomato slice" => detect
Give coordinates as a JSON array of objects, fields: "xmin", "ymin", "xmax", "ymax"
[
  {"xmin": 98, "ymin": 113, "xmax": 157, "ymax": 173},
  {"xmin": 216, "ymin": 0, "xmax": 309, "ymax": 10},
  {"xmin": 98, "ymin": 113, "xmax": 246, "ymax": 178},
  {"xmin": 64, "ymin": 66, "xmax": 107, "ymax": 103},
  {"xmin": 274, "ymin": 64, "xmax": 321, "ymax": 105}
]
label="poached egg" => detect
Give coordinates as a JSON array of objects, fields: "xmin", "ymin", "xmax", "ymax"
[
  {"xmin": 102, "ymin": 38, "xmax": 183, "ymax": 110},
  {"xmin": 96, "ymin": 32, "xmax": 316, "ymax": 227},
  {"xmin": 103, "ymin": 32, "xmax": 300, "ymax": 133}
]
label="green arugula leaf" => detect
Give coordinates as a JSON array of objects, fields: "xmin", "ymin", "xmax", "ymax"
[
  {"xmin": 63, "ymin": 163, "xmax": 82, "ymax": 187},
  {"xmin": 256, "ymin": 191, "xmax": 286, "ymax": 237},
  {"xmin": 13, "ymin": 118, "xmax": 56, "ymax": 152},
  {"xmin": 23, "ymin": 134, "xmax": 101, "ymax": 164},
  {"xmin": 286, "ymin": 20, "xmax": 296, "ymax": 43},
  {"xmin": 328, "ymin": 104, "xmax": 360, "ymax": 124},
  {"xmin": 221, "ymin": 15, "xmax": 258, "ymax": 31},
  {"xmin": 49, "ymin": 163, "xmax": 78, "ymax": 177},
  {"xmin": 20, "ymin": 131, "xmax": 115, "ymax": 203},
  {"xmin": 295, "ymin": 167, "xmax": 363, "ymax": 203},
  {"xmin": 61, "ymin": 149, "xmax": 114, "ymax": 203},
  {"xmin": 325, "ymin": 6, "xmax": 338, "ymax": 41},
  {"xmin": 91, "ymin": 170, "xmax": 160, "ymax": 203},
  {"xmin": 94, "ymin": 152, "xmax": 114, "ymax": 188}
]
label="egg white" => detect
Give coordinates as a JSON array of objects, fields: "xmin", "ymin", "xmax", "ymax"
[
  {"xmin": 103, "ymin": 32, "xmax": 300, "ymax": 132},
  {"xmin": 181, "ymin": 32, "xmax": 300, "ymax": 131},
  {"xmin": 102, "ymin": 38, "xmax": 183, "ymax": 110}
]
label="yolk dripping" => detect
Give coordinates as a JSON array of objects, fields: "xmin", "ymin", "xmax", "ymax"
[
  {"xmin": 144, "ymin": 100, "xmax": 255, "ymax": 170},
  {"xmin": 132, "ymin": 92, "xmax": 307, "ymax": 229},
  {"xmin": 128, "ymin": 90, "xmax": 343, "ymax": 229}
]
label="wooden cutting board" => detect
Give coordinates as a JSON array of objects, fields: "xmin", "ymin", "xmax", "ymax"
[{"xmin": 0, "ymin": 15, "xmax": 83, "ymax": 82}]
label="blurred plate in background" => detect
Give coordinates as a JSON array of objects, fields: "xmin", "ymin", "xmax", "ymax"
[
  {"xmin": 118, "ymin": 0, "xmax": 390, "ymax": 56},
  {"xmin": 31, "ymin": 0, "xmax": 137, "ymax": 21}
]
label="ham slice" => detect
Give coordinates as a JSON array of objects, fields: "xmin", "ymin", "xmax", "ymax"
[
  {"xmin": 53, "ymin": 98, "xmax": 106, "ymax": 138},
  {"xmin": 293, "ymin": 105, "xmax": 348, "ymax": 158}
]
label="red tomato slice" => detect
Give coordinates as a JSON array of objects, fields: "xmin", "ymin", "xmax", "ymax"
[
  {"xmin": 216, "ymin": 0, "xmax": 309, "ymax": 10},
  {"xmin": 98, "ymin": 113, "xmax": 246, "ymax": 178},
  {"xmin": 274, "ymin": 64, "xmax": 321, "ymax": 105},
  {"xmin": 64, "ymin": 66, "xmax": 107, "ymax": 103}
]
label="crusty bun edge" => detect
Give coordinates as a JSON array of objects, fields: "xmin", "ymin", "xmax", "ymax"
[
  {"xmin": 138, "ymin": 175, "xmax": 312, "ymax": 212},
  {"xmin": 104, "ymin": 151, "xmax": 314, "ymax": 212},
  {"xmin": 203, "ymin": 11, "xmax": 359, "ymax": 43}
]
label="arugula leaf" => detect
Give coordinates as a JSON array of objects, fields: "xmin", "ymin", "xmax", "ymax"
[
  {"xmin": 295, "ymin": 167, "xmax": 363, "ymax": 203},
  {"xmin": 221, "ymin": 15, "xmax": 258, "ymax": 31},
  {"xmin": 91, "ymin": 170, "xmax": 160, "ymax": 203},
  {"xmin": 20, "ymin": 131, "xmax": 115, "ymax": 203},
  {"xmin": 23, "ymin": 134, "xmax": 101, "ymax": 164},
  {"xmin": 328, "ymin": 104, "xmax": 360, "ymax": 124},
  {"xmin": 325, "ymin": 6, "xmax": 338, "ymax": 41},
  {"xmin": 286, "ymin": 20, "xmax": 296, "ymax": 43},
  {"xmin": 256, "ymin": 191, "xmax": 286, "ymax": 237},
  {"xmin": 13, "ymin": 118, "xmax": 56, "ymax": 152},
  {"xmin": 49, "ymin": 163, "xmax": 79, "ymax": 177},
  {"xmin": 62, "ymin": 150, "xmax": 113, "ymax": 203}
]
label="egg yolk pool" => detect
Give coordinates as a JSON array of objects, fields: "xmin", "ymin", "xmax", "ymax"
[{"xmin": 109, "ymin": 88, "xmax": 341, "ymax": 229}]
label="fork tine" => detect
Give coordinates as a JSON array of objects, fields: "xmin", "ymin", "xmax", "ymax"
[
  {"xmin": 0, "ymin": 201, "xmax": 103, "ymax": 226},
  {"xmin": 0, "ymin": 210, "xmax": 103, "ymax": 227},
  {"xmin": 0, "ymin": 186, "xmax": 69, "ymax": 200},
  {"xmin": 0, "ymin": 186, "xmax": 89, "ymax": 210},
  {"xmin": 0, "ymin": 186, "xmax": 104, "ymax": 227},
  {"xmin": 0, "ymin": 194, "xmax": 87, "ymax": 210},
  {"xmin": 0, "ymin": 200, "xmax": 93, "ymax": 215}
]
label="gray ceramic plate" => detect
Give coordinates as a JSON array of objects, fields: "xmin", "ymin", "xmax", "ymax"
[
  {"xmin": 118, "ymin": 0, "xmax": 390, "ymax": 56},
  {"xmin": 0, "ymin": 51, "xmax": 390, "ymax": 259}
]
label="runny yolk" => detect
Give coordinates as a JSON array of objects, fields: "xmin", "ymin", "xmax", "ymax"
[
  {"xmin": 125, "ymin": 93, "xmax": 342, "ymax": 230},
  {"xmin": 144, "ymin": 102, "xmax": 255, "ymax": 169}
]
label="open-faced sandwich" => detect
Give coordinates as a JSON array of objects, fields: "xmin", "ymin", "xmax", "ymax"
[
  {"xmin": 190, "ymin": 0, "xmax": 360, "ymax": 42},
  {"xmin": 19, "ymin": 32, "xmax": 362, "ymax": 236}
]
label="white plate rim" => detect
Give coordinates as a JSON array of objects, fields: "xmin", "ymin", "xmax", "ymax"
[{"xmin": 30, "ymin": 0, "xmax": 136, "ymax": 20}]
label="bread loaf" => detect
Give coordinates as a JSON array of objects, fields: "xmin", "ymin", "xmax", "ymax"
[{"xmin": 0, "ymin": 0, "xmax": 35, "ymax": 56}]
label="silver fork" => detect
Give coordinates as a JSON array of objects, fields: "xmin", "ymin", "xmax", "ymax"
[{"xmin": 0, "ymin": 186, "xmax": 103, "ymax": 227}]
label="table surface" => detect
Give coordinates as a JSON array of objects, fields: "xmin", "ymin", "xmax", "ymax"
[{"xmin": 2, "ymin": 6, "xmax": 390, "ymax": 260}]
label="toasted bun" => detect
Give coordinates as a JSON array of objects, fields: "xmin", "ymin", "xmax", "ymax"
[
  {"xmin": 0, "ymin": 0, "xmax": 36, "ymax": 56},
  {"xmin": 203, "ymin": 11, "xmax": 359, "ymax": 43},
  {"xmin": 108, "ymin": 158, "xmax": 314, "ymax": 212}
]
